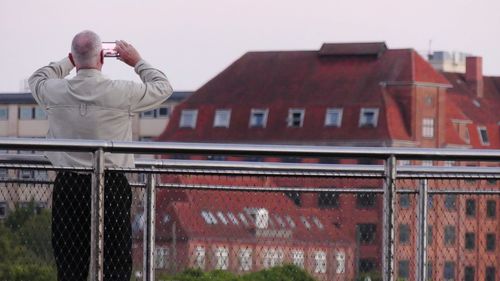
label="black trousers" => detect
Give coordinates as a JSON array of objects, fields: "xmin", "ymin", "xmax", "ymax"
[{"xmin": 52, "ymin": 172, "xmax": 132, "ymax": 281}]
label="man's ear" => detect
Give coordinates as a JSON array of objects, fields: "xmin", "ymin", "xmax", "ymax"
[
  {"xmin": 100, "ymin": 50, "xmax": 104, "ymax": 65},
  {"xmin": 68, "ymin": 53, "xmax": 75, "ymax": 67}
]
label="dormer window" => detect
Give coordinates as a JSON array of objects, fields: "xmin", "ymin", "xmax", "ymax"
[
  {"xmin": 478, "ymin": 126, "xmax": 490, "ymax": 145},
  {"xmin": 422, "ymin": 118, "xmax": 435, "ymax": 138},
  {"xmin": 287, "ymin": 109, "xmax": 305, "ymax": 127},
  {"xmin": 325, "ymin": 108, "xmax": 343, "ymax": 127},
  {"xmin": 249, "ymin": 109, "xmax": 268, "ymax": 128},
  {"xmin": 179, "ymin": 109, "xmax": 198, "ymax": 128},
  {"xmin": 213, "ymin": 109, "xmax": 231, "ymax": 128},
  {"xmin": 359, "ymin": 108, "xmax": 379, "ymax": 127}
]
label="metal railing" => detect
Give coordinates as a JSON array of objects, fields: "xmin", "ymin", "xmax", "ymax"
[{"xmin": 0, "ymin": 137, "xmax": 499, "ymax": 281}]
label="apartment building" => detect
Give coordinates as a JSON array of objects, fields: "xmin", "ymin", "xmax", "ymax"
[{"xmin": 157, "ymin": 42, "xmax": 499, "ymax": 279}]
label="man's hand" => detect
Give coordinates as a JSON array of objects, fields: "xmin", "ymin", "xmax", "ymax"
[{"xmin": 115, "ymin": 40, "xmax": 142, "ymax": 67}]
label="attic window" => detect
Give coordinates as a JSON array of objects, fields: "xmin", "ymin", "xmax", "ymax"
[
  {"xmin": 325, "ymin": 108, "xmax": 343, "ymax": 127},
  {"xmin": 180, "ymin": 109, "xmax": 198, "ymax": 128},
  {"xmin": 422, "ymin": 118, "xmax": 435, "ymax": 138},
  {"xmin": 478, "ymin": 127, "xmax": 490, "ymax": 145},
  {"xmin": 359, "ymin": 108, "xmax": 379, "ymax": 128},
  {"xmin": 227, "ymin": 212, "xmax": 239, "ymax": 225},
  {"xmin": 249, "ymin": 109, "xmax": 268, "ymax": 128},
  {"xmin": 287, "ymin": 109, "xmax": 305, "ymax": 127},
  {"xmin": 214, "ymin": 109, "xmax": 231, "ymax": 128},
  {"xmin": 201, "ymin": 211, "xmax": 218, "ymax": 224},
  {"xmin": 300, "ymin": 216, "xmax": 311, "ymax": 229}
]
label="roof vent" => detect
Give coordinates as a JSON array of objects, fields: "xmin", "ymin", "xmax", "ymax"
[{"xmin": 319, "ymin": 42, "xmax": 387, "ymax": 58}]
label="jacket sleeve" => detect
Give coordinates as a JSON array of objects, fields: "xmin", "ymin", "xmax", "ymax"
[
  {"xmin": 129, "ymin": 59, "xmax": 174, "ymax": 112},
  {"xmin": 28, "ymin": 57, "xmax": 74, "ymax": 106}
]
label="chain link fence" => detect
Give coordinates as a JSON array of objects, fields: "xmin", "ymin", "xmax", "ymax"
[{"xmin": 0, "ymin": 140, "xmax": 498, "ymax": 281}]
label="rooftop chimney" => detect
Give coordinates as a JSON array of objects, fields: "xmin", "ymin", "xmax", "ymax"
[{"xmin": 465, "ymin": 56, "xmax": 483, "ymax": 98}]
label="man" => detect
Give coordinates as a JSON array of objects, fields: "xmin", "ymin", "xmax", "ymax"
[{"xmin": 29, "ymin": 30, "xmax": 173, "ymax": 281}]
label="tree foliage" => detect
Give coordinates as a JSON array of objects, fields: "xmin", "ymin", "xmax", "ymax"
[
  {"xmin": 158, "ymin": 264, "xmax": 317, "ymax": 281},
  {"xmin": 0, "ymin": 203, "xmax": 56, "ymax": 281}
]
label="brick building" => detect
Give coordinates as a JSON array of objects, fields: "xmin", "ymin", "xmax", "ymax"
[{"xmin": 156, "ymin": 42, "xmax": 500, "ymax": 279}]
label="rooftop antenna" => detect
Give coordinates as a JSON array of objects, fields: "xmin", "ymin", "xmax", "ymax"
[{"xmin": 427, "ymin": 39, "xmax": 433, "ymax": 60}]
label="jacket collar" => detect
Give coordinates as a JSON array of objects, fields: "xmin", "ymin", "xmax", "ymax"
[{"xmin": 76, "ymin": 69, "xmax": 103, "ymax": 77}]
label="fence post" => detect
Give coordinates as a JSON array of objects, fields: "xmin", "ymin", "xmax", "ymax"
[
  {"xmin": 416, "ymin": 179, "xmax": 428, "ymax": 281},
  {"xmin": 90, "ymin": 148, "xmax": 105, "ymax": 281},
  {"xmin": 143, "ymin": 172, "xmax": 156, "ymax": 281},
  {"xmin": 383, "ymin": 155, "xmax": 396, "ymax": 281}
]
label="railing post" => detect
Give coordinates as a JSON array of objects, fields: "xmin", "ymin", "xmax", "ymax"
[
  {"xmin": 90, "ymin": 148, "xmax": 105, "ymax": 281},
  {"xmin": 416, "ymin": 179, "xmax": 428, "ymax": 281},
  {"xmin": 143, "ymin": 172, "xmax": 156, "ymax": 281},
  {"xmin": 383, "ymin": 155, "xmax": 396, "ymax": 281}
]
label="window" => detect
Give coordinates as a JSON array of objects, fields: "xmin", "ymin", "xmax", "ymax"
[
  {"xmin": 399, "ymin": 194, "xmax": 410, "ymax": 208},
  {"xmin": 238, "ymin": 248, "xmax": 252, "ymax": 271},
  {"xmin": 465, "ymin": 232, "xmax": 475, "ymax": 250},
  {"xmin": 465, "ymin": 199, "xmax": 476, "ymax": 217},
  {"xmin": 262, "ymin": 248, "xmax": 283, "ymax": 268},
  {"xmin": 179, "ymin": 109, "xmax": 198, "ymax": 128},
  {"xmin": 216, "ymin": 212, "xmax": 228, "ymax": 225},
  {"xmin": 0, "ymin": 202, "xmax": 7, "ymax": 219},
  {"xmin": 478, "ymin": 126, "xmax": 490, "ymax": 145},
  {"xmin": 213, "ymin": 109, "xmax": 231, "ymax": 128},
  {"xmin": 274, "ymin": 215, "xmax": 285, "ymax": 228},
  {"xmin": 421, "ymin": 160, "xmax": 433, "ymax": 166},
  {"xmin": 487, "ymin": 200, "xmax": 496, "ymax": 218},
  {"xmin": 444, "ymin": 262, "xmax": 455, "ymax": 280},
  {"xmin": 444, "ymin": 194, "xmax": 456, "ymax": 210},
  {"xmin": 359, "ymin": 108, "xmax": 379, "ymax": 127},
  {"xmin": 325, "ymin": 108, "xmax": 343, "ymax": 127},
  {"xmin": 335, "ymin": 251, "xmax": 346, "ymax": 274},
  {"xmin": 464, "ymin": 266, "xmax": 475, "ymax": 281},
  {"xmin": 227, "ymin": 212, "xmax": 239, "ymax": 225},
  {"xmin": 300, "ymin": 216, "xmax": 311, "ymax": 229},
  {"xmin": 238, "ymin": 213, "xmax": 249, "ymax": 226},
  {"xmin": 359, "ymin": 259, "xmax": 376, "ymax": 273},
  {"xmin": 398, "ymin": 260, "xmax": 409, "ymax": 279},
  {"xmin": 428, "ymin": 225, "xmax": 433, "ymax": 246},
  {"xmin": 399, "ymin": 224, "xmax": 410, "ymax": 244},
  {"xmin": 0, "ymin": 106, "xmax": 8, "ymax": 120},
  {"xmin": 155, "ymin": 247, "xmax": 169, "ymax": 269},
  {"xmin": 318, "ymin": 192, "xmax": 339, "ymax": 208},
  {"xmin": 487, "ymin": 233, "xmax": 496, "ymax": 251},
  {"xmin": 201, "ymin": 211, "xmax": 218, "ymax": 224},
  {"xmin": 486, "ymin": 267, "xmax": 496, "ymax": 281},
  {"xmin": 285, "ymin": 192, "xmax": 301, "ymax": 206},
  {"xmin": 356, "ymin": 192, "xmax": 376, "ymax": 208},
  {"xmin": 194, "ymin": 246, "xmax": 205, "ymax": 269},
  {"xmin": 34, "ymin": 107, "xmax": 47, "ymax": 119},
  {"xmin": 287, "ymin": 109, "xmax": 305, "ymax": 127},
  {"xmin": 428, "ymin": 194, "xmax": 434, "ymax": 209},
  {"xmin": 358, "ymin": 223, "xmax": 376, "ymax": 244},
  {"xmin": 19, "ymin": 106, "xmax": 33, "ymax": 120},
  {"xmin": 444, "ymin": 226, "xmax": 455, "ymax": 245},
  {"xmin": 140, "ymin": 106, "xmax": 169, "ymax": 118},
  {"xmin": 314, "ymin": 251, "xmax": 327, "ymax": 274},
  {"xmin": 214, "ymin": 246, "xmax": 229, "ymax": 270},
  {"xmin": 422, "ymin": 118, "xmax": 434, "ymax": 138},
  {"xmin": 285, "ymin": 215, "xmax": 296, "ymax": 228},
  {"xmin": 292, "ymin": 250, "xmax": 304, "ymax": 268},
  {"xmin": 249, "ymin": 109, "xmax": 268, "ymax": 128},
  {"xmin": 312, "ymin": 216, "xmax": 324, "ymax": 230}
]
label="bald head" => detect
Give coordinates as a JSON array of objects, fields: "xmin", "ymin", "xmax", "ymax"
[{"xmin": 71, "ymin": 30, "xmax": 102, "ymax": 69}]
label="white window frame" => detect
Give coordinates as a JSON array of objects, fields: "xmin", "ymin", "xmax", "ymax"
[
  {"xmin": 194, "ymin": 246, "xmax": 206, "ymax": 269},
  {"xmin": 227, "ymin": 212, "xmax": 239, "ymax": 225},
  {"xmin": 359, "ymin": 108, "xmax": 379, "ymax": 127},
  {"xmin": 325, "ymin": 108, "xmax": 343, "ymax": 127},
  {"xmin": 213, "ymin": 109, "xmax": 231, "ymax": 128},
  {"xmin": 216, "ymin": 211, "xmax": 228, "ymax": 225},
  {"xmin": 214, "ymin": 246, "xmax": 229, "ymax": 270},
  {"xmin": 292, "ymin": 250, "xmax": 304, "ymax": 268},
  {"xmin": 335, "ymin": 250, "xmax": 346, "ymax": 274},
  {"xmin": 478, "ymin": 126, "xmax": 490, "ymax": 145},
  {"xmin": 154, "ymin": 247, "xmax": 169, "ymax": 269},
  {"xmin": 238, "ymin": 248, "xmax": 252, "ymax": 271},
  {"xmin": 141, "ymin": 110, "xmax": 155, "ymax": 119},
  {"xmin": 263, "ymin": 248, "xmax": 284, "ymax": 268},
  {"xmin": 249, "ymin": 108, "xmax": 269, "ymax": 128},
  {"xmin": 287, "ymin": 108, "xmax": 305, "ymax": 128},
  {"xmin": 422, "ymin": 118, "xmax": 435, "ymax": 138},
  {"xmin": 0, "ymin": 106, "xmax": 8, "ymax": 120},
  {"xmin": 158, "ymin": 106, "xmax": 170, "ymax": 118},
  {"xmin": 179, "ymin": 109, "xmax": 198, "ymax": 128},
  {"xmin": 314, "ymin": 251, "xmax": 327, "ymax": 274}
]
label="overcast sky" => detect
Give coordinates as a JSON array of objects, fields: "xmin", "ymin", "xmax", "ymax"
[{"xmin": 1, "ymin": 0, "xmax": 499, "ymax": 92}]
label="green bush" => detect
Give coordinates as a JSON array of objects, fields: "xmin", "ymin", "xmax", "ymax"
[{"xmin": 158, "ymin": 264, "xmax": 316, "ymax": 281}]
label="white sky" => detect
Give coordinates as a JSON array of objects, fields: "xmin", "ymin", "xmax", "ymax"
[{"xmin": 1, "ymin": 0, "xmax": 499, "ymax": 92}]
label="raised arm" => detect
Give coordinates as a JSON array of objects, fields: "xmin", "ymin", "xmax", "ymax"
[
  {"xmin": 28, "ymin": 57, "xmax": 75, "ymax": 105},
  {"xmin": 116, "ymin": 40, "xmax": 173, "ymax": 112}
]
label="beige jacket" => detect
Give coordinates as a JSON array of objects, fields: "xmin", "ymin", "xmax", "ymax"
[{"xmin": 29, "ymin": 57, "xmax": 173, "ymax": 167}]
